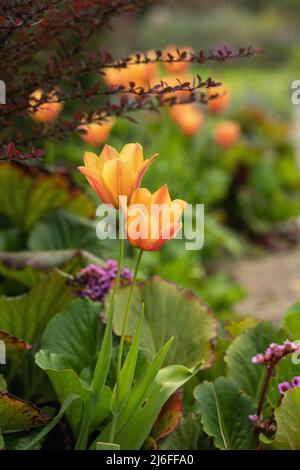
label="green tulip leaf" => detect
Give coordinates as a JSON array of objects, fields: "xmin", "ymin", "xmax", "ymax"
[
  {"xmin": 96, "ymin": 352, "xmax": 199, "ymax": 450},
  {"xmin": 111, "ymin": 306, "xmax": 144, "ymax": 414},
  {"xmin": 97, "ymin": 442, "xmax": 120, "ymax": 450},
  {"xmin": 114, "ymin": 364, "xmax": 199, "ymax": 450},
  {"xmin": 23, "ymin": 393, "xmax": 81, "ymax": 450}
]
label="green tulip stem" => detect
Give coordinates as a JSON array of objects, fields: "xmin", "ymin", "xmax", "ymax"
[
  {"xmin": 110, "ymin": 248, "xmax": 144, "ymax": 443},
  {"xmin": 76, "ymin": 224, "xmax": 125, "ymax": 449}
]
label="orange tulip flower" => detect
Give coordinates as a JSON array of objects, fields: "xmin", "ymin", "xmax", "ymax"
[
  {"xmin": 207, "ymin": 83, "xmax": 230, "ymax": 114},
  {"xmin": 29, "ymin": 88, "xmax": 63, "ymax": 123},
  {"xmin": 122, "ymin": 185, "xmax": 187, "ymax": 251},
  {"xmin": 160, "ymin": 74, "xmax": 194, "ymax": 102},
  {"xmin": 103, "ymin": 57, "xmax": 157, "ymax": 88},
  {"xmin": 213, "ymin": 120, "xmax": 241, "ymax": 149},
  {"xmin": 78, "ymin": 118, "xmax": 115, "ymax": 147},
  {"xmin": 170, "ymin": 103, "xmax": 204, "ymax": 136},
  {"xmin": 79, "ymin": 143, "xmax": 157, "ymax": 208},
  {"xmin": 162, "ymin": 46, "xmax": 193, "ymax": 74}
]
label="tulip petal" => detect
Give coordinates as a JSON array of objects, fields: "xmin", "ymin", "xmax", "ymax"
[
  {"xmin": 84, "ymin": 151, "xmax": 100, "ymax": 170},
  {"xmin": 171, "ymin": 199, "xmax": 188, "ymax": 211},
  {"xmin": 99, "ymin": 144, "xmax": 119, "ymax": 162},
  {"xmin": 120, "ymin": 143, "xmax": 144, "ymax": 173},
  {"xmin": 78, "ymin": 166, "xmax": 113, "ymax": 205},
  {"xmin": 102, "ymin": 158, "xmax": 132, "ymax": 206},
  {"xmin": 131, "ymin": 153, "xmax": 158, "ymax": 194},
  {"xmin": 161, "ymin": 222, "xmax": 182, "ymax": 240},
  {"xmin": 170, "ymin": 199, "xmax": 187, "ymax": 224},
  {"xmin": 146, "ymin": 223, "xmax": 182, "ymax": 251},
  {"xmin": 101, "ymin": 160, "xmax": 119, "ymax": 207},
  {"xmin": 118, "ymin": 159, "xmax": 133, "ymax": 195},
  {"xmin": 118, "ymin": 195, "xmax": 128, "ymax": 217},
  {"xmin": 152, "ymin": 184, "xmax": 171, "ymax": 205},
  {"xmin": 127, "ymin": 210, "xmax": 149, "ymax": 250},
  {"xmin": 130, "ymin": 188, "xmax": 152, "ymax": 206}
]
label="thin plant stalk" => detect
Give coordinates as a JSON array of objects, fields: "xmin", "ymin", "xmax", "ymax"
[
  {"xmin": 254, "ymin": 364, "xmax": 275, "ymax": 447},
  {"xmin": 75, "ymin": 229, "xmax": 124, "ymax": 450},
  {"xmin": 110, "ymin": 248, "xmax": 144, "ymax": 443},
  {"xmin": 257, "ymin": 364, "xmax": 275, "ymax": 418}
]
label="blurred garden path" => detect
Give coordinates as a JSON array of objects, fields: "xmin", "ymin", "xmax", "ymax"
[
  {"xmin": 231, "ymin": 107, "xmax": 300, "ymax": 322},
  {"xmin": 232, "ymin": 247, "xmax": 300, "ymax": 322}
]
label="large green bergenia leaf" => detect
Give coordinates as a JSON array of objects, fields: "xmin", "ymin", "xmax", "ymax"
[
  {"xmin": 225, "ymin": 321, "xmax": 284, "ymax": 400},
  {"xmin": 267, "ymin": 355, "xmax": 300, "ymax": 408},
  {"xmin": 4, "ymin": 430, "xmax": 42, "ymax": 450},
  {"xmin": 0, "ymin": 375, "xmax": 6, "ymax": 391},
  {"xmin": 28, "ymin": 210, "xmax": 102, "ymax": 254},
  {"xmin": 35, "ymin": 299, "xmax": 111, "ymax": 434},
  {"xmin": 23, "ymin": 394, "xmax": 81, "ymax": 450},
  {"xmin": 0, "ymin": 392, "xmax": 50, "ymax": 433},
  {"xmin": 0, "ymin": 261, "xmax": 45, "ymax": 288},
  {"xmin": 0, "ymin": 330, "xmax": 31, "ymax": 367},
  {"xmin": 0, "ymin": 330, "xmax": 31, "ymax": 353},
  {"xmin": 41, "ymin": 298, "xmax": 104, "ymax": 374},
  {"xmin": 0, "ymin": 250, "xmax": 104, "ymax": 288},
  {"xmin": 194, "ymin": 377, "xmax": 256, "ymax": 450},
  {"xmin": 2, "ymin": 394, "xmax": 79, "ymax": 450},
  {"xmin": 109, "ymin": 276, "xmax": 217, "ymax": 368},
  {"xmin": 281, "ymin": 302, "xmax": 300, "ymax": 340},
  {"xmin": 158, "ymin": 414, "xmax": 211, "ymax": 450},
  {"xmin": 263, "ymin": 387, "xmax": 300, "ymax": 450},
  {"xmin": 151, "ymin": 389, "xmax": 183, "ymax": 443},
  {"xmin": 0, "ymin": 163, "xmax": 94, "ymax": 230},
  {"xmin": 0, "ymin": 270, "xmax": 73, "ymax": 343}
]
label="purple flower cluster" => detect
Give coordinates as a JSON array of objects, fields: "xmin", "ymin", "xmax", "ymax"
[
  {"xmin": 248, "ymin": 414, "xmax": 259, "ymax": 424},
  {"xmin": 248, "ymin": 414, "xmax": 276, "ymax": 436},
  {"xmin": 251, "ymin": 340, "xmax": 300, "ymax": 367},
  {"xmin": 69, "ymin": 260, "xmax": 132, "ymax": 303},
  {"xmin": 278, "ymin": 376, "xmax": 300, "ymax": 395}
]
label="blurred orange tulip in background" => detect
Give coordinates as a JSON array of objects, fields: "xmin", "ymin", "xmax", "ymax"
[
  {"xmin": 214, "ymin": 120, "xmax": 241, "ymax": 148},
  {"xmin": 162, "ymin": 46, "xmax": 193, "ymax": 74},
  {"xmin": 78, "ymin": 118, "xmax": 115, "ymax": 147},
  {"xmin": 160, "ymin": 73, "xmax": 194, "ymax": 102},
  {"xmin": 170, "ymin": 103, "xmax": 204, "ymax": 136},
  {"xmin": 29, "ymin": 88, "xmax": 63, "ymax": 123},
  {"xmin": 103, "ymin": 58, "xmax": 157, "ymax": 88},
  {"xmin": 207, "ymin": 83, "xmax": 230, "ymax": 113}
]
